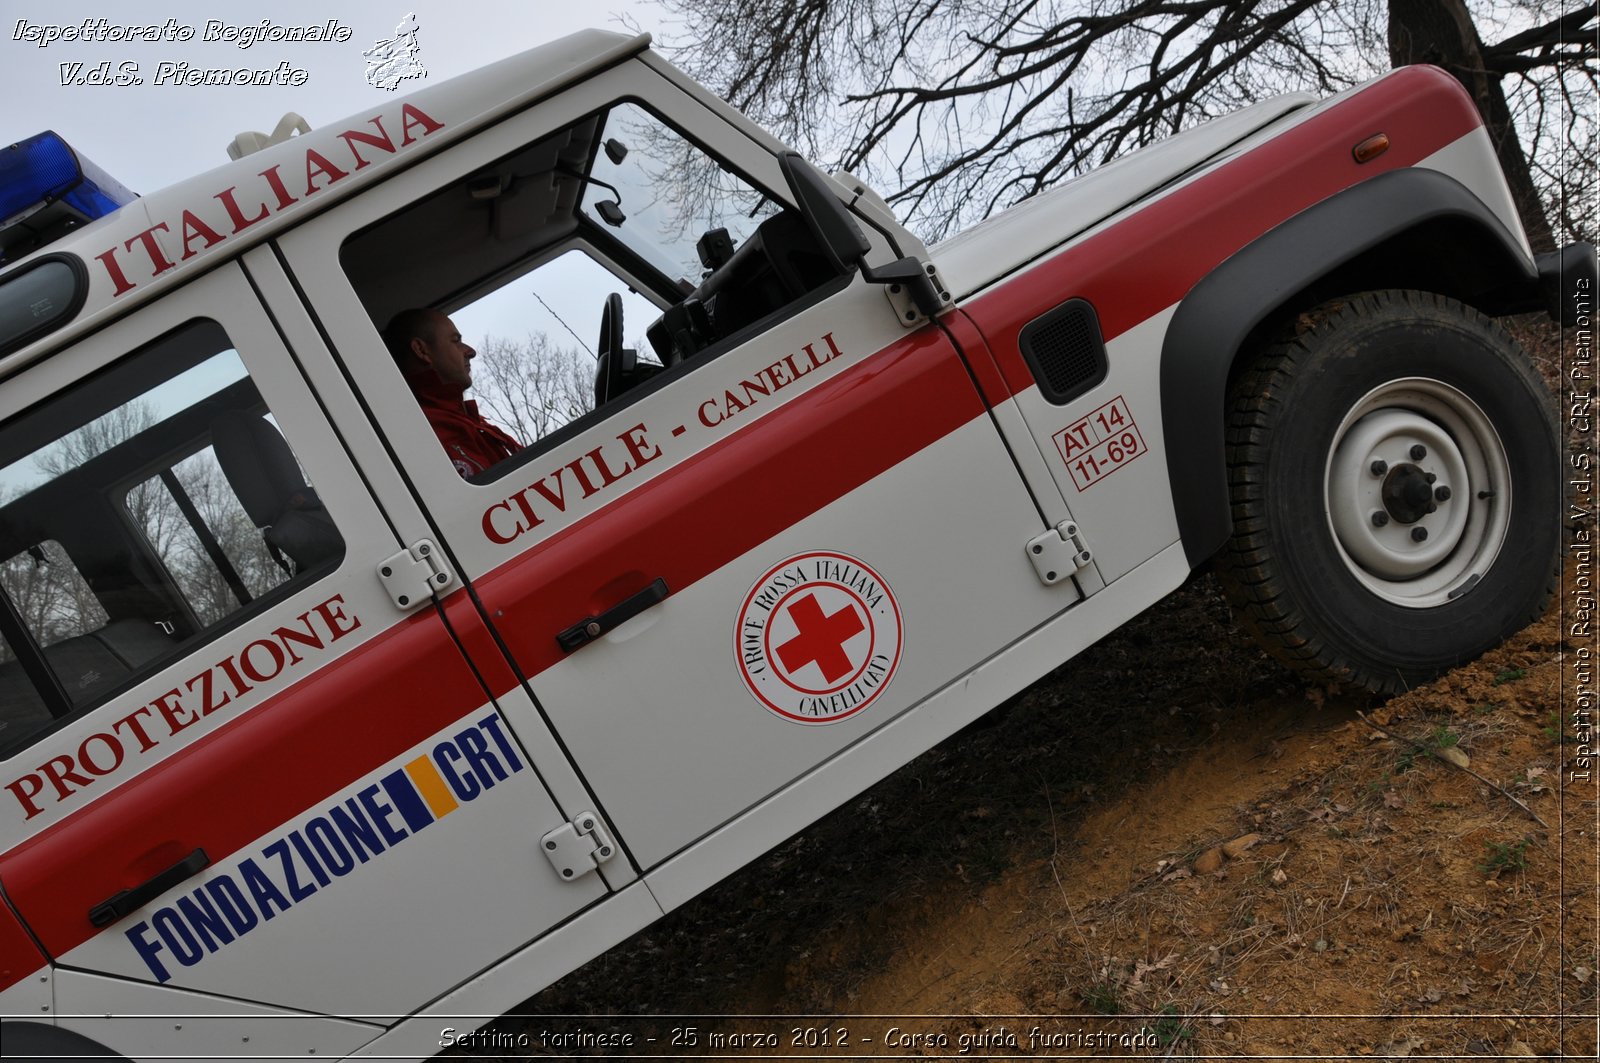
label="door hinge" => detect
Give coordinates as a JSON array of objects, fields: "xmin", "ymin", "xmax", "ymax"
[
  {"xmin": 881, "ymin": 260, "xmax": 953, "ymax": 327},
  {"xmin": 376, "ymin": 539, "xmax": 453, "ymax": 610},
  {"xmin": 1025, "ymin": 521, "xmax": 1094, "ymax": 587},
  {"xmin": 540, "ymin": 811, "xmax": 618, "ymax": 882}
]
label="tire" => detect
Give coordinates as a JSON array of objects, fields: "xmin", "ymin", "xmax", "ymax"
[
  {"xmin": 1216, "ymin": 290, "xmax": 1560, "ymax": 695},
  {"xmin": 0, "ymin": 1021, "xmax": 129, "ymax": 1058}
]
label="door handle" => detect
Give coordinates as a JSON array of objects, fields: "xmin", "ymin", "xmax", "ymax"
[
  {"xmin": 89, "ymin": 848, "xmax": 210, "ymax": 928},
  {"xmin": 557, "ymin": 578, "xmax": 669, "ymax": 653}
]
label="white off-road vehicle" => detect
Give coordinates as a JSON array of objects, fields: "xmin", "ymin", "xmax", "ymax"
[{"xmin": 0, "ymin": 29, "xmax": 1586, "ymax": 1061}]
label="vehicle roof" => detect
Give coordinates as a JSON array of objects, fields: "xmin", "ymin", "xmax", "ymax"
[{"xmin": 0, "ymin": 28, "xmax": 650, "ymax": 379}]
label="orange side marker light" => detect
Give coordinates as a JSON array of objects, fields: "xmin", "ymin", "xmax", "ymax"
[{"xmin": 1353, "ymin": 133, "xmax": 1391, "ymax": 163}]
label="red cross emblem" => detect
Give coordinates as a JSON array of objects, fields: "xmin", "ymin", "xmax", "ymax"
[
  {"xmin": 736, "ymin": 551, "xmax": 903, "ymax": 724},
  {"xmin": 776, "ymin": 593, "xmax": 865, "ymax": 683}
]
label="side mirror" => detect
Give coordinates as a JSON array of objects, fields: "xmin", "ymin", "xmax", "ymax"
[
  {"xmin": 778, "ymin": 153, "xmax": 871, "ymax": 275},
  {"xmin": 778, "ymin": 152, "xmax": 947, "ymax": 318}
]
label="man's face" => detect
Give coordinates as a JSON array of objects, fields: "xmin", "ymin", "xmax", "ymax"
[{"xmin": 416, "ymin": 312, "xmax": 475, "ymax": 392}]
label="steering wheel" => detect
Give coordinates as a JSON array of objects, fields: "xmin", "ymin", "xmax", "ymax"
[
  {"xmin": 594, "ymin": 292, "xmax": 625, "ymax": 407},
  {"xmin": 599, "ymin": 291, "xmax": 623, "ymax": 364}
]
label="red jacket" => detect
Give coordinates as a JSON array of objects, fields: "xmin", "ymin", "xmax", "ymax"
[{"xmin": 408, "ymin": 372, "xmax": 523, "ymax": 477}]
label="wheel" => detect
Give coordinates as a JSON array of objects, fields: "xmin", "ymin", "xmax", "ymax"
[{"xmin": 1216, "ymin": 290, "xmax": 1559, "ymax": 694}]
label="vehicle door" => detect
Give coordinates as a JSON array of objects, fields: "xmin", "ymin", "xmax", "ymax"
[
  {"xmin": 275, "ymin": 58, "xmax": 1082, "ymax": 873},
  {"xmin": 0, "ymin": 263, "xmax": 609, "ymax": 1022}
]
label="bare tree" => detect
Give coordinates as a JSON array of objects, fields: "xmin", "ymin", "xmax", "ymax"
[
  {"xmin": 28, "ymin": 402, "xmax": 199, "ymax": 580},
  {"xmin": 0, "ymin": 534, "xmax": 108, "ymax": 653},
  {"xmin": 158, "ymin": 448, "xmax": 293, "ymax": 626},
  {"xmin": 654, "ymin": 0, "xmax": 1595, "ymax": 247},
  {"xmin": 471, "ymin": 332, "xmax": 596, "ymax": 443},
  {"xmin": 0, "ymin": 404, "xmax": 161, "ymax": 654},
  {"xmin": 1388, "ymin": 0, "xmax": 1596, "ymax": 247}
]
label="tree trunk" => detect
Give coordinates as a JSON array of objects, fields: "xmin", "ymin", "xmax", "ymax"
[{"xmin": 1387, "ymin": 0, "xmax": 1554, "ymax": 250}]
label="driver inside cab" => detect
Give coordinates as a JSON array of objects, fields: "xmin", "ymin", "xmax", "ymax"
[{"xmin": 382, "ymin": 308, "xmax": 524, "ymax": 478}]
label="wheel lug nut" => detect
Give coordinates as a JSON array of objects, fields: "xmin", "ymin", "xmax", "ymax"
[
  {"xmin": 1372, "ymin": 511, "xmax": 1390, "ymax": 527},
  {"xmin": 1370, "ymin": 459, "xmax": 1388, "ymax": 476},
  {"xmin": 1410, "ymin": 444, "xmax": 1427, "ymax": 460},
  {"xmin": 1411, "ymin": 527, "xmax": 1428, "ymax": 542},
  {"xmin": 1424, "ymin": 471, "xmax": 1436, "ymax": 484},
  {"xmin": 1435, "ymin": 485, "xmax": 1451, "ymax": 501},
  {"xmin": 1426, "ymin": 502, "xmax": 1437, "ymax": 514}
]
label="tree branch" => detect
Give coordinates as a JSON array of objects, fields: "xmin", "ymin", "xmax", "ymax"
[{"xmin": 1355, "ymin": 710, "xmax": 1550, "ymax": 829}]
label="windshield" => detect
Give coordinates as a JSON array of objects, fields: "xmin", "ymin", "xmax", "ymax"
[{"xmin": 580, "ymin": 103, "xmax": 777, "ymax": 288}]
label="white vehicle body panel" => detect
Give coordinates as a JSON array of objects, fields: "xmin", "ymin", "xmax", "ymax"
[
  {"xmin": 53, "ymin": 971, "xmax": 379, "ymax": 1063},
  {"xmin": 932, "ymin": 93, "xmax": 1316, "ymax": 301}
]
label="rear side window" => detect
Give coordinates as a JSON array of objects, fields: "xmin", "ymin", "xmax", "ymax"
[
  {"xmin": 0, "ymin": 320, "xmax": 345, "ymax": 755},
  {"xmin": 127, "ymin": 437, "xmax": 297, "ymax": 628},
  {"xmin": 0, "ymin": 539, "xmax": 110, "ymax": 647}
]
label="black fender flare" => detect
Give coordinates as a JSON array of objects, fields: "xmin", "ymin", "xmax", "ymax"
[
  {"xmin": 1159, "ymin": 166, "xmax": 1538, "ymax": 569},
  {"xmin": 0, "ymin": 1021, "xmax": 130, "ymax": 1059}
]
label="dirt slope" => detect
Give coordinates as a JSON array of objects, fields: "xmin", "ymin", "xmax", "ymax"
[{"xmin": 476, "ymin": 320, "xmax": 1596, "ymax": 1060}]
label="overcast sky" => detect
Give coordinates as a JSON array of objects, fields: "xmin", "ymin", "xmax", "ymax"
[{"xmin": 2, "ymin": 2, "xmax": 665, "ymax": 191}]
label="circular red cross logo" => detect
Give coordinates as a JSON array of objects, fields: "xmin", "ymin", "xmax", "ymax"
[{"xmin": 735, "ymin": 551, "xmax": 903, "ymax": 723}]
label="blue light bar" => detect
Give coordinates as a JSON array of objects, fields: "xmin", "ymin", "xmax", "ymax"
[{"xmin": 1, "ymin": 131, "xmax": 137, "ymax": 254}]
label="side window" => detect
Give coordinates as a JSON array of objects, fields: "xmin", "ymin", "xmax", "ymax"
[
  {"xmin": 0, "ymin": 320, "xmax": 345, "ymax": 755},
  {"xmin": 1, "ymin": 540, "xmax": 109, "ymax": 645},
  {"xmin": 448, "ymin": 248, "xmax": 652, "ymax": 444},
  {"xmin": 340, "ymin": 100, "xmax": 841, "ymax": 476},
  {"xmin": 126, "ymin": 438, "xmax": 296, "ymax": 627}
]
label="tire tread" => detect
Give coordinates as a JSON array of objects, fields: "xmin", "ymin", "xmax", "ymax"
[{"xmin": 1213, "ymin": 290, "xmax": 1559, "ymax": 695}]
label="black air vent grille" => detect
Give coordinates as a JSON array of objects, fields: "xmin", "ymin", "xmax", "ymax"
[{"xmin": 1018, "ymin": 298, "xmax": 1108, "ymax": 405}]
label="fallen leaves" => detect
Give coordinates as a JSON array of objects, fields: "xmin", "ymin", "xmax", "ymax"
[
  {"xmin": 1376, "ymin": 1033, "xmax": 1424, "ymax": 1056},
  {"xmin": 1187, "ymin": 832, "xmax": 1268, "ymax": 875},
  {"xmin": 1221, "ymin": 832, "xmax": 1262, "ymax": 859},
  {"xmin": 1125, "ymin": 952, "xmax": 1178, "ymax": 990}
]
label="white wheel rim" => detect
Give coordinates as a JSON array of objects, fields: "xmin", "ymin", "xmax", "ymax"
[{"xmin": 1323, "ymin": 377, "xmax": 1511, "ymax": 608}]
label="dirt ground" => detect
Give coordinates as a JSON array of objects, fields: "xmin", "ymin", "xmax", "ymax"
[{"xmin": 468, "ymin": 318, "xmax": 1597, "ymax": 1059}]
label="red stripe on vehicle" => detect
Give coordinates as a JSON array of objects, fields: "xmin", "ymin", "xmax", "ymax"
[
  {"xmin": 965, "ymin": 65, "xmax": 1484, "ymax": 397},
  {"xmin": 0, "ymin": 897, "xmax": 46, "ymax": 994},
  {"xmin": 0, "ymin": 611, "xmax": 493, "ymax": 962},
  {"xmin": 441, "ymin": 594, "xmax": 521, "ymax": 696},
  {"xmin": 472, "ymin": 327, "xmax": 989, "ymax": 677},
  {"xmin": 940, "ymin": 309, "xmax": 1012, "ymax": 408}
]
